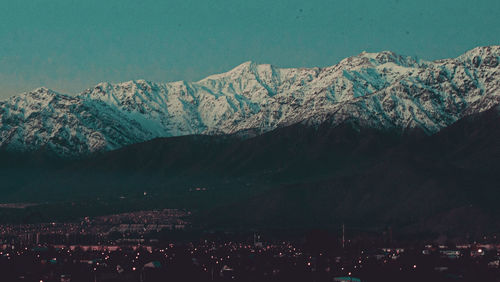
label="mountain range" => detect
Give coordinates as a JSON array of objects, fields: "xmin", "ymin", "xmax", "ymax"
[
  {"xmin": 1, "ymin": 45, "xmax": 499, "ymax": 156},
  {"xmin": 0, "ymin": 46, "xmax": 499, "ymax": 236}
]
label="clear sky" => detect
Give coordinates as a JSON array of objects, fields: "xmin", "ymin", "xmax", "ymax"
[{"xmin": 0, "ymin": 0, "xmax": 498, "ymax": 98}]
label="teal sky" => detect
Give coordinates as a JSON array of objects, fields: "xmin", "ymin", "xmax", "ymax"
[{"xmin": 0, "ymin": 0, "xmax": 499, "ymax": 98}]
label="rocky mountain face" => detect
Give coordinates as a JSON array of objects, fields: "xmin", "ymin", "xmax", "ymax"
[
  {"xmin": 0, "ymin": 88, "xmax": 154, "ymax": 155},
  {"xmin": 1, "ymin": 46, "xmax": 499, "ymax": 155}
]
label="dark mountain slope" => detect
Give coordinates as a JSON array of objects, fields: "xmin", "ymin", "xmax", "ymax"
[
  {"xmin": 196, "ymin": 107, "xmax": 500, "ymax": 234},
  {"xmin": 0, "ymin": 106, "xmax": 499, "ymax": 235}
]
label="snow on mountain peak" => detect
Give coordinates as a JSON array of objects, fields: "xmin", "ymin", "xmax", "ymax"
[
  {"xmin": 32, "ymin": 86, "xmax": 53, "ymax": 93},
  {"xmin": 339, "ymin": 50, "xmax": 420, "ymax": 70},
  {"xmin": 458, "ymin": 45, "xmax": 500, "ymax": 68},
  {"xmin": 460, "ymin": 45, "xmax": 500, "ymax": 58},
  {"xmin": 199, "ymin": 61, "xmax": 257, "ymax": 82},
  {"xmin": 24, "ymin": 87, "xmax": 60, "ymax": 97}
]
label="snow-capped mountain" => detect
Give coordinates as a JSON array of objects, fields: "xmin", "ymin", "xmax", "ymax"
[
  {"xmin": 1, "ymin": 46, "xmax": 499, "ymax": 155},
  {"xmin": 0, "ymin": 88, "xmax": 154, "ymax": 155}
]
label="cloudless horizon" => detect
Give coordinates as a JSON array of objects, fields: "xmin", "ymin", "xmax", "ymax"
[{"xmin": 0, "ymin": 0, "xmax": 499, "ymax": 98}]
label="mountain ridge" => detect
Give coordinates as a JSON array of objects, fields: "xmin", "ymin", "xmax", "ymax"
[{"xmin": 1, "ymin": 46, "xmax": 499, "ymax": 155}]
